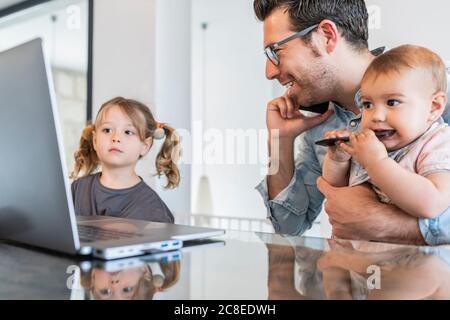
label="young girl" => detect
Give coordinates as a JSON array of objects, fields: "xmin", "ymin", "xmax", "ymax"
[
  {"xmin": 70, "ymin": 97, "xmax": 180, "ymax": 223},
  {"xmin": 322, "ymin": 45, "xmax": 450, "ymax": 220}
]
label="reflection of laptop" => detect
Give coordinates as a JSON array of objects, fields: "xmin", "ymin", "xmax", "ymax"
[
  {"xmin": 79, "ymin": 248, "xmax": 183, "ymax": 274},
  {"xmin": 79, "ymin": 239, "xmax": 226, "ymax": 273},
  {"xmin": 0, "ymin": 39, "xmax": 224, "ymax": 260}
]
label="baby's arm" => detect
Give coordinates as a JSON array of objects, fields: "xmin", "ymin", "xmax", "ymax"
[
  {"xmin": 322, "ymin": 130, "xmax": 352, "ymax": 187},
  {"xmin": 339, "ymin": 129, "xmax": 450, "ymax": 219},
  {"xmin": 323, "ymin": 153, "xmax": 351, "ymax": 187},
  {"xmin": 365, "ymin": 161, "xmax": 450, "ymax": 219}
]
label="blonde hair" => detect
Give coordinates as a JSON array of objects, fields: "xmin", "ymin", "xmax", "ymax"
[
  {"xmin": 70, "ymin": 97, "xmax": 180, "ymax": 188},
  {"xmin": 363, "ymin": 44, "xmax": 447, "ymax": 93}
]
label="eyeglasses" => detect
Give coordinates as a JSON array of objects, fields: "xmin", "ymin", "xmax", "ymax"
[{"xmin": 264, "ymin": 24, "xmax": 319, "ymax": 66}]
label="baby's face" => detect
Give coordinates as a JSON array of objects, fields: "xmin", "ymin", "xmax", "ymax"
[{"xmin": 360, "ymin": 69, "xmax": 437, "ymax": 151}]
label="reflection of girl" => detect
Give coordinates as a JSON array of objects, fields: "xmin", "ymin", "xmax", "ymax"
[{"xmin": 80, "ymin": 260, "xmax": 181, "ymax": 300}]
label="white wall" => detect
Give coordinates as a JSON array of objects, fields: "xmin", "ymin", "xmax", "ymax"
[
  {"xmin": 191, "ymin": 0, "xmax": 272, "ymax": 220},
  {"xmin": 154, "ymin": 0, "xmax": 192, "ymax": 217},
  {"xmin": 366, "ymin": 0, "xmax": 450, "ymax": 59},
  {"xmin": 92, "ymin": 0, "xmax": 156, "ymax": 113}
]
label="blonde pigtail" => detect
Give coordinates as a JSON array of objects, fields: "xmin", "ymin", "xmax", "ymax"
[
  {"xmin": 155, "ymin": 123, "xmax": 181, "ymax": 189},
  {"xmin": 70, "ymin": 123, "xmax": 99, "ymax": 179}
]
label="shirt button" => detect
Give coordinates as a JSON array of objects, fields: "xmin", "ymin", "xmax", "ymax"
[{"xmin": 350, "ymin": 121, "xmax": 357, "ymax": 127}]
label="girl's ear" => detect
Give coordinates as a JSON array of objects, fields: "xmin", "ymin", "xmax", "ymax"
[
  {"xmin": 92, "ymin": 131, "xmax": 97, "ymax": 151},
  {"xmin": 140, "ymin": 137, "xmax": 153, "ymax": 157},
  {"xmin": 429, "ymin": 91, "xmax": 447, "ymax": 121}
]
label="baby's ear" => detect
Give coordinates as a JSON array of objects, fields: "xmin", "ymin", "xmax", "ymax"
[{"xmin": 429, "ymin": 91, "xmax": 447, "ymax": 121}]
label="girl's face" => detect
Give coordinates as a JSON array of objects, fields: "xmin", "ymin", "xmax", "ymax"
[
  {"xmin": 93, "ymin": 105, "xmax": 151, "ymax": 170},
  {"xmin": 360, "ymin": 69, "xmax": 441, "ymax": 151},
  {"xmin": 91, "ymin": 267, "xmax": 146, "ymax": 300}
]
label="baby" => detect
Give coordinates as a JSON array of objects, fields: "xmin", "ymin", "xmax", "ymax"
[{"xmin": 322, "ymin": 45, "xmax": 450, "ymax": 220}]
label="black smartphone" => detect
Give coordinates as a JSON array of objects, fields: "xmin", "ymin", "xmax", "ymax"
[
  {"xmin": 315, "ymin": 131, "xmax": 391, "ymax": 147},
  {"xmin": 299, "ymin": 101, "xmax": 330, "ymax": 114},
  {"xmin": 315, "ymin": 136, "xmax": 350, "ymax": 147}
]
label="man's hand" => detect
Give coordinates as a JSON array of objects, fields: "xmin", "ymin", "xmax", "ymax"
[
  {"xmin": 266, "ymin": 94, "xmax": 334, "ymax": 140},
  {"xmin": 316, "ymin": 177, "xmax": 426, "ymax": 245},
  {"xmin": 266, "ymin": 94, "xmax": 333, "ymax": 200}
]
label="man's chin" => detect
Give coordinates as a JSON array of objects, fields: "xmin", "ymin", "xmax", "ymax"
[
  {"xmin": 292, "ymin": 95, "xmax": 323, "ymax": 109},
  {"xmin": 286, "ymin": 88, "xmax": 303, "ymax": 103}
]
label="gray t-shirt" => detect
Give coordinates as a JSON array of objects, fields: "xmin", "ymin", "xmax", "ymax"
[{"xmin": 71, "ymin": 173, "xmax": 174, "ymax": 223}]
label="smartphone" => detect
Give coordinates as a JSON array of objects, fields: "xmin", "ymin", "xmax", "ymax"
[
  {"xmin": 315, "ymin": 136, "xmax": 350, "ymax": 147},
  {"xmin": 315, "ymin": 131, "xmax": 391, "ymax": 147},
  {"xmin": 299, "ymin": 101, "xmax": 330, "ymax": 114}
]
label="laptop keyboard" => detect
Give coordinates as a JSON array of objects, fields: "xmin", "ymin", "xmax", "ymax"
[{"xmin": 78, "ymin": 225, "xmax": 144, "ymax": 243}]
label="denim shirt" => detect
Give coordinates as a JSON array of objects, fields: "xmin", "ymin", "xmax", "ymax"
[{"xmin": 256, "ymin": 102, "xmax": 450, "ymax": 245}]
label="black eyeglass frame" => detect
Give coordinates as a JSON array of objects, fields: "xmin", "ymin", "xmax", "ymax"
[{"xmin": 264, "ymin": 24, "xmax": 319, "ymax": 66}]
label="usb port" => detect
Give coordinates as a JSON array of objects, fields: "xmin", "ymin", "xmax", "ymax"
[
  {"xmin": 172, "ymin": 241, "xmax": 180, "ymax": 246},
  {"xmin": 161, "ymin": 243, "xmax": 168, "ymax": 248}
]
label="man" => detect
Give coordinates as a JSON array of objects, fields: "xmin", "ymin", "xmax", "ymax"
[{"xmin": 254, "ymin": 0, "xmax": 450, "ymax": 245}]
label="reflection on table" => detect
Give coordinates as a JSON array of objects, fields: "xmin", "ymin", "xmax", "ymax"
[
  {"xmin": 264, "ymin": 234, "xmax": 450, "ymax": 300},
  {"xmin": 1, "ymin": 231, "xmax": 450, "ymax": 300}
]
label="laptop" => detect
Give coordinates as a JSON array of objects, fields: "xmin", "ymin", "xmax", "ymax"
[{"xmin": 0, "ymin": 38, "xmax": 224, "ymax": 260}]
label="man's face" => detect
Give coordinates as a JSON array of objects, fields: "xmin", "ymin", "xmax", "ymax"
[{"xmin": 263, "ymin": 8, "xmax": 336, "ymax": 107}]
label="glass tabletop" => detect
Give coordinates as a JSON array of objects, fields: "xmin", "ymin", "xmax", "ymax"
[{"xmin": 1, "ymin": 231, "xmax": 449, "ymax": 300}]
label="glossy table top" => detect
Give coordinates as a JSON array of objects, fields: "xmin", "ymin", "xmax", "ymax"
[{"xmin": 1, "ymin": 231, "xmax": 450, "ymax": 300}]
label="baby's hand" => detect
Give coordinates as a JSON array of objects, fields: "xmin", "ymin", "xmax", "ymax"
[
  {"xmin": 324, "ymin": 130, "xmax": 352, "ymax": 162},
  {"xmin": 339, "ymin": 129, "xmax": 388, "ymax": 168}
]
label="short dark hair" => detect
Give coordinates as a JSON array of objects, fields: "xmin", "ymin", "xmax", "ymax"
[{"xmin": 254, "ymin": 0, "xmax": 369, "ymax": 51}]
